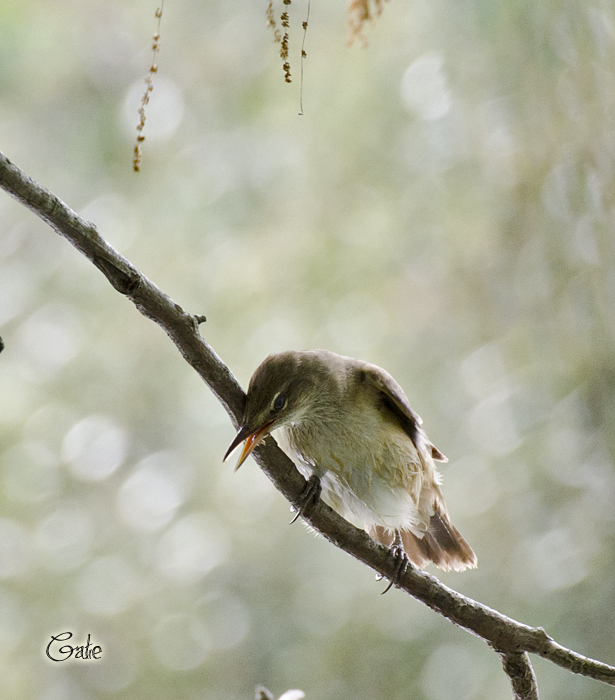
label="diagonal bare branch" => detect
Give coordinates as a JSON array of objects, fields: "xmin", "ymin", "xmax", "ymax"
[{"xmin": 2, "ymin": 149, "xmax": 615, "ymax": 697}]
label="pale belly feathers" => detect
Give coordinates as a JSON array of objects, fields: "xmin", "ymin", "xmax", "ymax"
[{"xmin": 276, "ymin": 405, "xmax": 440, "ymax": 536}]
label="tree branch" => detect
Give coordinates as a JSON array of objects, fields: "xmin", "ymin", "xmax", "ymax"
[
  {"xmin": 2, "ymin": 149, "xmax": 614, "ymax": 697},
  {"xmin": 498, "ymin": 651, "xmax": 539, "ymax": 700}
]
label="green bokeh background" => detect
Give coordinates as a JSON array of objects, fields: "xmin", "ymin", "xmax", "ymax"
[{"xmin": 1, "ymin": 0, "xmax": 615, "ymax": 698}]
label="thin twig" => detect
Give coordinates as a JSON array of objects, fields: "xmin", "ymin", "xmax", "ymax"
[
  {"xmin": 299, "ymin": 0, "xmax": 310, "ymax": 115},
  {"xmin": 498, "ymin": 651, "xmax": 540, "ymax": 700},
  {"xmin": 1, "ymin": 149, "xmax": 615, "ymax": 697}
]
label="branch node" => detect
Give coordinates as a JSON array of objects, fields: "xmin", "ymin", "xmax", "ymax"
[{"xmin": 92, "ymin": 255, "xmax": 139, "ymax": 295}]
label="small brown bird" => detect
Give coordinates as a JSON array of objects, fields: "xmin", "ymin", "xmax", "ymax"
[{"xmin": 224, "ymin": 350, "xmax": 476, "ymax": 575}]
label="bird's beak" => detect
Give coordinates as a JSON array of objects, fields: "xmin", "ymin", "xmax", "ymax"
[{"xmin": 223, "ymin": 421, "xmax": 274, "ymax": 471}]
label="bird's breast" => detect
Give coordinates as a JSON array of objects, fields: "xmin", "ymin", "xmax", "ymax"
[{"xmin": 278, "ymin": 406, "xmax": 429, "ymax": 527}]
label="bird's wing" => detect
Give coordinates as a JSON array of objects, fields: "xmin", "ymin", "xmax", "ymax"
[{"xmin": 360, "ymin": 364, "xmax": 448, "ymax": 462}]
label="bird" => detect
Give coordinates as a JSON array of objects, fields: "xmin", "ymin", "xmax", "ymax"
[{"xmin": 224, "ymin": 349, "xmax": 476, "ymax": 579}]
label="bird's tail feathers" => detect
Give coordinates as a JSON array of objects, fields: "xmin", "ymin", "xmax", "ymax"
[{"xmin": 371, "ymin": 507, "xmax": 477, "ymax": 572}]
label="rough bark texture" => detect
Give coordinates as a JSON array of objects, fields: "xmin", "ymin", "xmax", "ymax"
[{"xmin": 498, "ymin": 650, "xmax": 540, "ymax": 700}]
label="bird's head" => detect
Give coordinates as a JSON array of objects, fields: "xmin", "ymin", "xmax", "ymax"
[{"xmin": 223, "ymin": 351, "xmax": 315, "ymax": 470}]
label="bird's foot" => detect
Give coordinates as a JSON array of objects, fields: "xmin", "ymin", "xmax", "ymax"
[
  {"xmin": 290, "ymin": 474, "xmax": 321, "ymax": 524},
  {"xmin": 379, "ymin": 532, "xmax": 409, "ymax": 594}
]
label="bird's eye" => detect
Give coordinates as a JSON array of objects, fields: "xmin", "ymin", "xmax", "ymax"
[{"xmin": 272, "ymin": 393, "xmax": 287, "ymax": 412}]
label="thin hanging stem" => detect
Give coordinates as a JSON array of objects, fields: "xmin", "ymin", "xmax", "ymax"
[{"xmin": 299, "ymin": 0, "xmax": 311, "ymax": 115}]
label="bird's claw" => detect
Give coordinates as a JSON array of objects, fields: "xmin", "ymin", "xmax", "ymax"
[
  {"xmin": 290, "ymin": 474, "xmax": 322, "ymax": 524},
  {"xmin": 379, "ymin": 540, "xmax": 409, "ymax": 594}
]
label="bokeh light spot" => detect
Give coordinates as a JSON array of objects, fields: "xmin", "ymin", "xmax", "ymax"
[
  {"xmin": 118, "ymin": 452, "xmax": 188, "ymax": 532},
  {"xmin": 15, "ymin": 304, "xmax": 81, "ymax": 378},
  {"xmin": 77, "ymin": 556, "xmax": 138, "ymax": 615},
  {"xmin": 156, "ymin": 513, "xmax": 229, "ymax": 582},
  {"xmin": 62, "ymin": 415, "xmax": 128, "ymax": 482},
  {"xmin": 1, "ymin": 440, "xmax": 59, "ymax": 504},
  {"xmin": 35, "ymin": 506, "xmax": 94, "ymax": 572},
  {"xmin": 150, "ymin": 614, "xmax": 211, "ymax": 671},
  {"xmin": 0, "ymin": 588, "xmax": 27, "ymax": 651},
  {"xmin": 198, "ymin": 592, "xmax": 250, "ymax": 650},
  {"xmin": 530, "ymin": 528, "xmax": 588, "ymax": 591},
  {"xmin": 401, "ymin": 52, "xmax": 451, "ymax": 121},
  {"xmin": 0, "ymin": 520, "xmax": 33, "ymax": 579},
  {"xmin": 421, "ymin": 644, "xmax": 487, "ymax": 700}
]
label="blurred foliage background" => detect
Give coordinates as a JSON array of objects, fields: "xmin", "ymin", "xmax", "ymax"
[{"xmin": 1, "ymin": 0, "xmax": 615, "ymax": 698}]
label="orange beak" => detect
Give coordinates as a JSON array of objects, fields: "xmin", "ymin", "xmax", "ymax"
[{"xmin": 223, "ymin": 420, "xmax": 274, "ymax": 471}]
